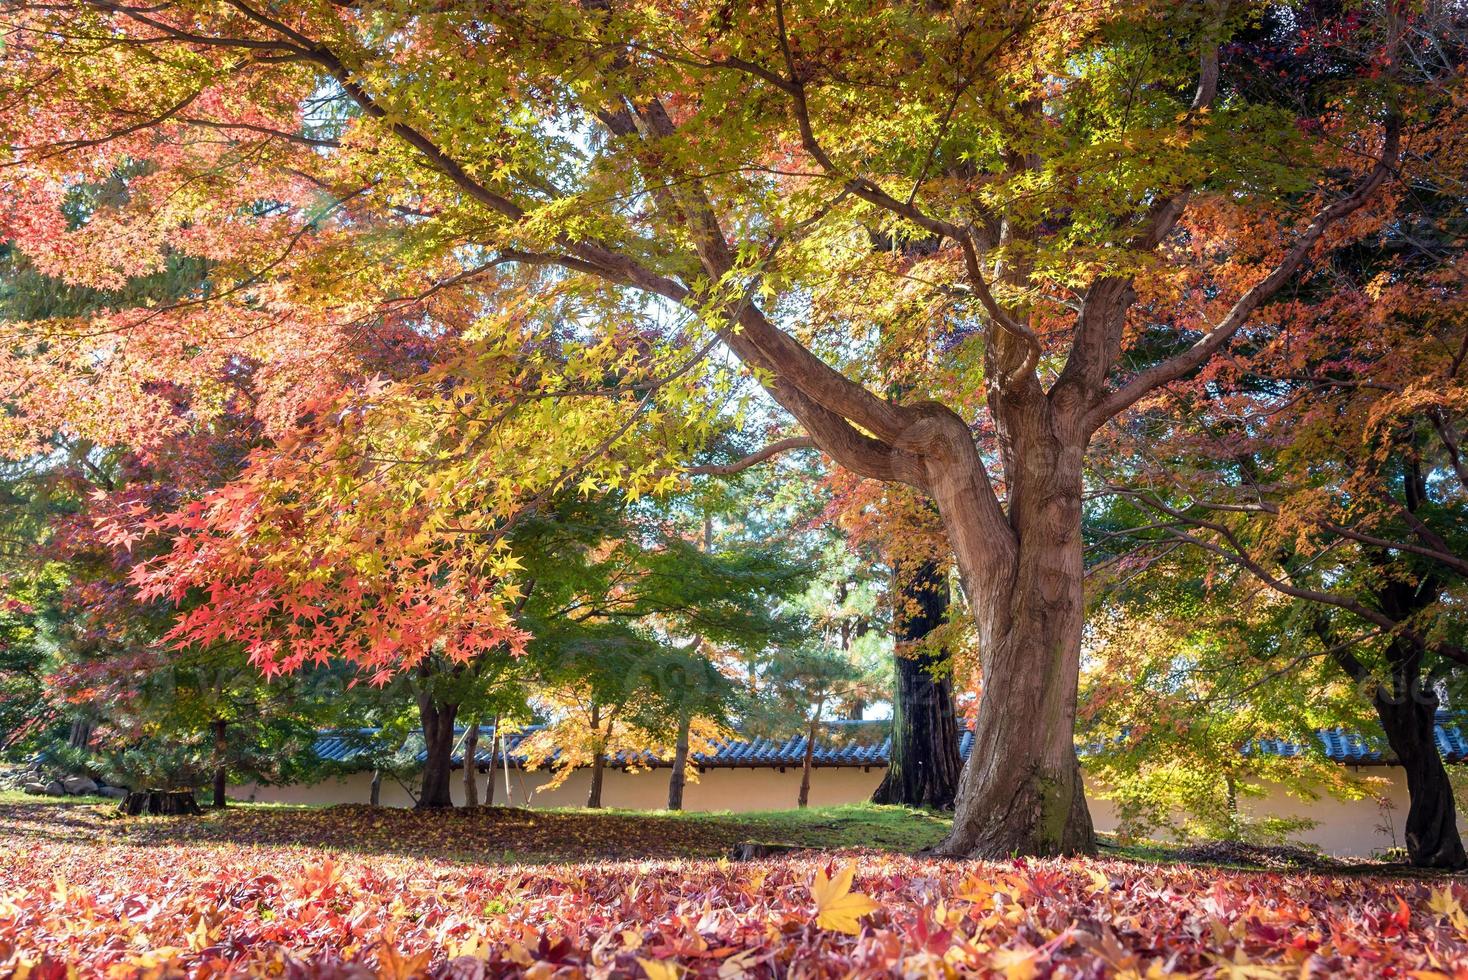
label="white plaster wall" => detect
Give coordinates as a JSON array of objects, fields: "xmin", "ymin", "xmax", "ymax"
[{"xmin": 238, "ymin": 764, "xmax": 1453, "ymax": 858}]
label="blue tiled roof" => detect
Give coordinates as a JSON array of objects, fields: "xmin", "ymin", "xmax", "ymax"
[{"xmin": 312, "ymin": 713, "xmax": 1468, "ymax": 772}]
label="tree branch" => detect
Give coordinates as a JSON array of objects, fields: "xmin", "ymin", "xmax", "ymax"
[{"xmin": 685, "ymin": 437, "xmax": 817, "ymax": 476}]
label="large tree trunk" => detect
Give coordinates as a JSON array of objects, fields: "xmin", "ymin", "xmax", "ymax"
[
  {"xmin": 462, "ymin": 720, "xmax": 480, "ymax": 808},
  {"xmin": 211, "ymin": 718, "xmax": 228, "ymax": 809},
  {"xmin": 119, "ymin": 790, "xmax": 202, "ymax": 816},
  {"xmin": 928, "ymin": 451, "xmax": 1096, "ymax": 858},
  {"xmin": 67, "ymin": 718, "xmax": 94, "ymax": 750},
  {"xmin": 416, "ymin": 693, "xmax": 459, "ymax": 809},
  {"xmin": 872, "ymin": 558, "xmax": 962, "ymax": 809},
  {"xmin": 1375, "ymin": 651, "xmax": 1466, "ymax": 869},
  {"xmin": 667, "ymin": 712, "xmax": 691, "ymax": 811}
]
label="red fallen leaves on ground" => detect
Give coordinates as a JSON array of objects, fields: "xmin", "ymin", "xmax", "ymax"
[{"xmin": 3, "ymin": 817, "xmax": 1468, "ymax": 977}]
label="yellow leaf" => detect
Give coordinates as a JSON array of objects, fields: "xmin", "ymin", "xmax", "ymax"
[
  {"xmin": 718, "ymin": 949, "xmax": 760, "ymax": 979},
  {"xmin": 811, "ymin": 861, "xmax": 879, "ymax": 935},
  {"xmin": 637, "ymin": 957, "xmax": 683, "ymax": 980},
  {"xmin": 990, "ymin": 947, "xmax": 1040, "ymax": 980}
]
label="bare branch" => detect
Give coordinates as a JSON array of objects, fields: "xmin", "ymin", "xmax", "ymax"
[{"xmin": 685, "ymin": 437, "xmax": 817, "ymax": 476}]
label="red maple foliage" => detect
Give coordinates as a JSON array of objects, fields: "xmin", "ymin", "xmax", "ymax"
[{"xmin": 3, "ymin": 823, "xmax": 1467, "ymax": 978}]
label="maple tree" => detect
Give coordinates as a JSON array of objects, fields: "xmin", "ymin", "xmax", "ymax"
[
  {"xmin": 1079, "ymin": 542, "xmax": 1387, "ymax": 845},
  {"xmin": 0, "ymin": 0, "xmax": 1454, "ymax": 858},
  {"xmin": 1087, "ymin": 22, "xmax": 1468, "ymax": 866}
]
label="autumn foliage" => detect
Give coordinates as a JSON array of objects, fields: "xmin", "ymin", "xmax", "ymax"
[{"xmin": 4, "ymin": 804, "xmax": 1468, "ymax": 978}]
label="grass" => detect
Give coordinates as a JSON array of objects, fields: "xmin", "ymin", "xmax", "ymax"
[
  {"xmin": 523, "ymin": 801, "xmax": 954, "ymax": 852},
  {"xmin": 0, "ymin": 789, "xmax": 114, "ymax": 806}
]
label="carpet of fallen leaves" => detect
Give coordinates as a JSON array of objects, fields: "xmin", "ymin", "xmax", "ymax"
[
  {"xmin": 4, "ymin": 804, "xmax": 1468, "ymax": 978},
  {"xmin": 0, "ymin": 801, "xmax": 789, "ymax": 866}
]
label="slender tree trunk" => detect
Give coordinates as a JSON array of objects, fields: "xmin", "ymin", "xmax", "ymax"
[
  {"xmin": 484, "ymin": 714, "xmax": 499, "ymax": 806},
  {"xmin": 462, "ymin": 719, "xmax": 480, "ymax": 808},
  {"xmin": 872, "ymin": 558, "xmax": 962, "ymax": 810},
  {"xmin": 798, "ymin": 702, "xmax": 821, "ymax": 809},
  {"xmin": 370, "ymin": 769, "xmax": 382, "ymax": 806},
  {"xmin": 211, "ymin": 718, "xmax": 228, "ymax": 809},
  {"xmin": 587, "ymin": 703, "xmax": 605, "ymax": 809},
  {"xmin": 500, "ymin": 725, "xmax": 513, "ymax": 805},
  {"xmin": 1375, "ymin": 653, "xmax": 1466, "ymax": 869},
  {"xmin": 929, "ymin": 453, "xmax": 1095, "ymax": 858},
  {"xmin": 667, "ymin": 711, "xmax": 691, "ymax": 811},
  {"xmin": 416, "ymin": 693, "xmax": 459, "ymax": 809}
]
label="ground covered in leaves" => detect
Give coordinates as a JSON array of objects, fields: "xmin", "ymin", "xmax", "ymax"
[{"xmin": 3, "ymin": 801, "xmax": 1468, "ymax": 977}]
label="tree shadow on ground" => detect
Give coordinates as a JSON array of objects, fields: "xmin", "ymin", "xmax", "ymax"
[{"xmin": 0, "ymin": 800, "xmax": 952, "ymax": 866}]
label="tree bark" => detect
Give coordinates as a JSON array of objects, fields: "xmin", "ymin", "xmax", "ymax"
[
  {"xmin": 1377, "ymin": 682, "xmax": 1466, "ymax": 869},
  {"xmin": 462, "ymin": 719, "xmax": 480, "ymax": 807},
  {"xmin": 369, "ymin": 769, "xmax": 382, "ymax": 806},
  {"xmin": 798, "ymin": 701, "xmax": 822, "ymax": 809},
  {"xmin": 1319, "ymin": 571, "xmax": 1468, "ymax": 869},
  {"xmin": 484, "ymin": 715, "xmax": 499, "ymax": 806},
  {"xmin": 119, "ymin": 790, "xmax": 202, "ymax": 816},
  {"xmin": 211, "ymin": 718, "xmax": 228, "ymax": 809},
  {"xmin": 667, "ymin": 711, "xmax": 691, "ymax": 811},
  {"xmin": 67, "ymin": 718, "xmax": 94, "ymax": 751},
  {"xmin": 872, "ymin": 558, "xmax": 962, "ymax": 810},
  {"xmin": 587, "ymin": 703, "xmax": 605, "ymax": 809},
  {"xmin": 416, "ymin": 692, "xmax": 459, "ymax": 809},
  {"xmin": 928, "ymin": 449, "xmax": 1096, "ymax": 858}
]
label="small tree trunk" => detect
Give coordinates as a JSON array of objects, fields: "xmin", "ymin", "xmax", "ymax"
[
  {"xmin": 798, "ymin": 703, "xmax": 821, "ymax": 808},
  {"xmin": 484, "ymin": 715, "xmax": 499, "ymax": 806},
  {"xmin": 667, "ymin": 712, "xmax": 692, "ymax": 811},
  {"xmin": 500, "ymin": 726, "xmax": 514, "ymax": 805},
  {"xmin": 1375, "ymin": 657, "xmax": 1467, "ymax": 869},
  {"xmin": 587, "ymin": 703, "xmax": 605, "ymax": 809},
  {"xmin": 416, "ymin": 692, "xmax": 459, "ymax": 809},
  {"xmin": 370, "ymin": 769, "xmax": 382, "ymax": 806},
  {"xmin": 872, "ymin": 557, "xmax": 962, "ymax": 810},
  {"xmin": 211, "ymin": 718, "xmax": 228, "ymax": 809},
  {"xmin": 462, "ymin": 720, "xmax": 480, "ymax": 807}
]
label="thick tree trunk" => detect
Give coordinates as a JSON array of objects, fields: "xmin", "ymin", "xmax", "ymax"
[
  {"xmin": 667, "ymin": 712, "xmax": 691, "ymax": 811},
  {"xmin": 929, "ymin": 455, "xmax": 1095, "ymax": 858},
  {"xmin": 462, "ymin": 720, "xmax": 480, "ymax": 807},
  {"xmin": 872, "ymin": 558, "xmax": 962, "ymax": 810},
  {"xmin": 416, "ymin": 693, "xmax": 459, "ymax": 809},
  {"xmin": 67, "ymin": 718, "xmax": 93, "ymax": 751},
  {"xmin": 119, "ymin": 790, "xmax": 202, "ymax": 816},
  {"xmin": 211, "ymin": 718, "xmax": 228, "ymax": 809},
  {"xmin": 370, "ymin": 769, "xmax": 382, "ymax": 806},
  {"xmin": 798, "ymin": 705, "xmax": 821, "ymax": 809},
  {"xmin": 1375, "ymin": 661, "xmax": 1466, "ymax": 869}
]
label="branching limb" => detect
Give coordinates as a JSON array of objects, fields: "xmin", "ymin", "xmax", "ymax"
[{"xmin": 685, "ymin": 437, "xmax": 817, "ymax": 476}]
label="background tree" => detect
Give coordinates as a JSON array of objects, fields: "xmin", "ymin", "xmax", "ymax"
[
  {"xmin": 1090, "ymin": 32, "xmax": 1468, "ymax": 864},
  {"xmin": 757, "ymin": 645, "xmax": 867, "ymax": 809},
  {"xmin": 1081, "ymin": 540, "xmax": 1384, "ymax": 845}
]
